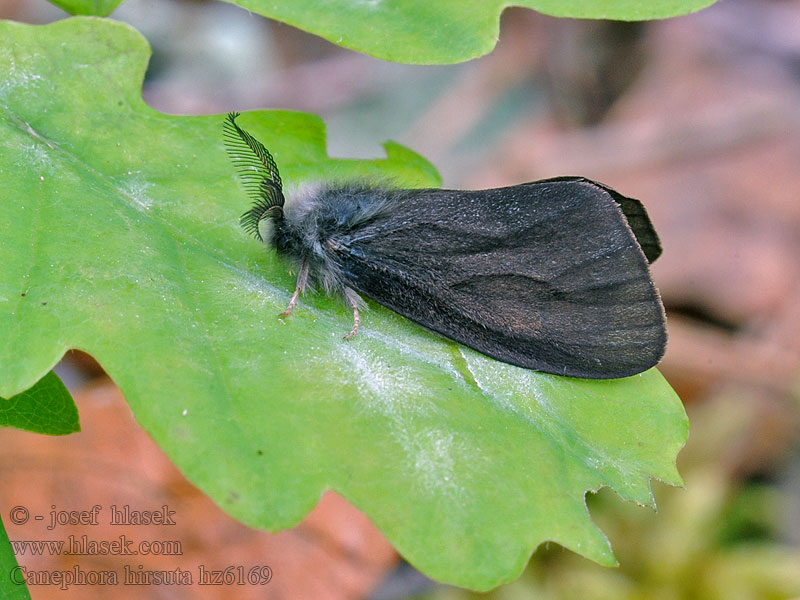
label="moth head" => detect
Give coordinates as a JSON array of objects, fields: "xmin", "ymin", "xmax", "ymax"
[
  {"xmin": 240, "ymin": 199, "xmax": 283, "ymax": 243},
  {"xmin": 222, "ymin": 112, "xmax": 286, "ymax": 243}
]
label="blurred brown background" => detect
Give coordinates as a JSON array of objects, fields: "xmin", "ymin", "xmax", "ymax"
[{"xmin": 1, "ymin": 0, "xmax": 800, "ymax": 598}]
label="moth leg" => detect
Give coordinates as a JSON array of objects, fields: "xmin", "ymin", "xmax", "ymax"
[
  {"xmin": 343, "ymin": 287, "xmax": 362, "ymax": 340},
  {"xmin": 280, "ymin": 260, "xmax": 309, "ymax": 318}
]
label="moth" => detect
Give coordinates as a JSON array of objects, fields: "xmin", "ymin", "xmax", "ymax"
[{"xmin": 223, "ymin": 112, "xmax": 666, "ymax": 379}]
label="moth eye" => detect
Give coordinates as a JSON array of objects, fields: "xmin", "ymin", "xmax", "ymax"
[{"xmin": 257, "ymin": 217, "xmax": 276, "ymax": 242}]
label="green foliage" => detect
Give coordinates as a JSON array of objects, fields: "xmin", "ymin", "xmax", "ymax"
[
  {"xmin": 417, "ymin": 396, "xmax": 800, "ymax": 599},
  {"xmin": 0, "ymin": 15, "xmax": 687, "ymax": 591},
  {"xmin": 221, "ymin": 0, "xmax": 720, "ymax": 64},
  {"xmin": 48, "ymin": 0, "xmax": 122, "ymax": 16},
  {"xmin": 0, "ymin": 518, "xmax": 31, "ymax": 600},
  {"xmin": 0, "ymin": 371, "xmax": 79, "ymax": 435},
  {"xmin": 45, "ymin": 0, "xmax": 721, "ymax": 63}
]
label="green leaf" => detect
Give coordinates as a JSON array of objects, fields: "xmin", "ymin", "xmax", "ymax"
[
  {"xmin": 47, "ymin": 0, "xmax": 123, "ymax": 17},
  {"xmin": 221, "ymin": 0, "xmax": 721, "ymax": 64},
  {"xmin": 0, "ymin": 17, "xmax": 687, "ymax": 590},
  {"xmin": 0, "ymin": 517, "xmax": 31, "ymax": 600},
  {"xmin": 0, "ymin": 371, "xmax": 79, "ymax": 435}
]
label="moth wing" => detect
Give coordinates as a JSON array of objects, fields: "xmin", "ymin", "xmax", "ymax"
[{"xmin": 335, "ymin": 179, "xmax": 666, "ymax": 379}]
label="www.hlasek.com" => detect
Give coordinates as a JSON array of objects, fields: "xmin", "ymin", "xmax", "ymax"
[{"xmin": 11, "ymin": 535, "xmax": 182, "ymax": 557}]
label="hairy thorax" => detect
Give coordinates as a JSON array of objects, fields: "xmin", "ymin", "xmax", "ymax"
[{"xmin": 270, "ymin": 183, "xmax": 397, "ymax": 294}]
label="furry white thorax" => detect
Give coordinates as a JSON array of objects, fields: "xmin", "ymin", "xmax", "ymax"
[{"xmin": 270, "ymin": 181, "xmax": 397, "ymax": 302}]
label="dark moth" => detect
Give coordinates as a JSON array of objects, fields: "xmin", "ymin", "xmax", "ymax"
[{"xmin": 223, "ymin": 112, "xmax": 666, "ymax": 379}]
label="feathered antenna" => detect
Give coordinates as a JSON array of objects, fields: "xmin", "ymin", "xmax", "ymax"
[{"xmin": 223, "ymin": 112, "xmax": 285, "ymax": 241}]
